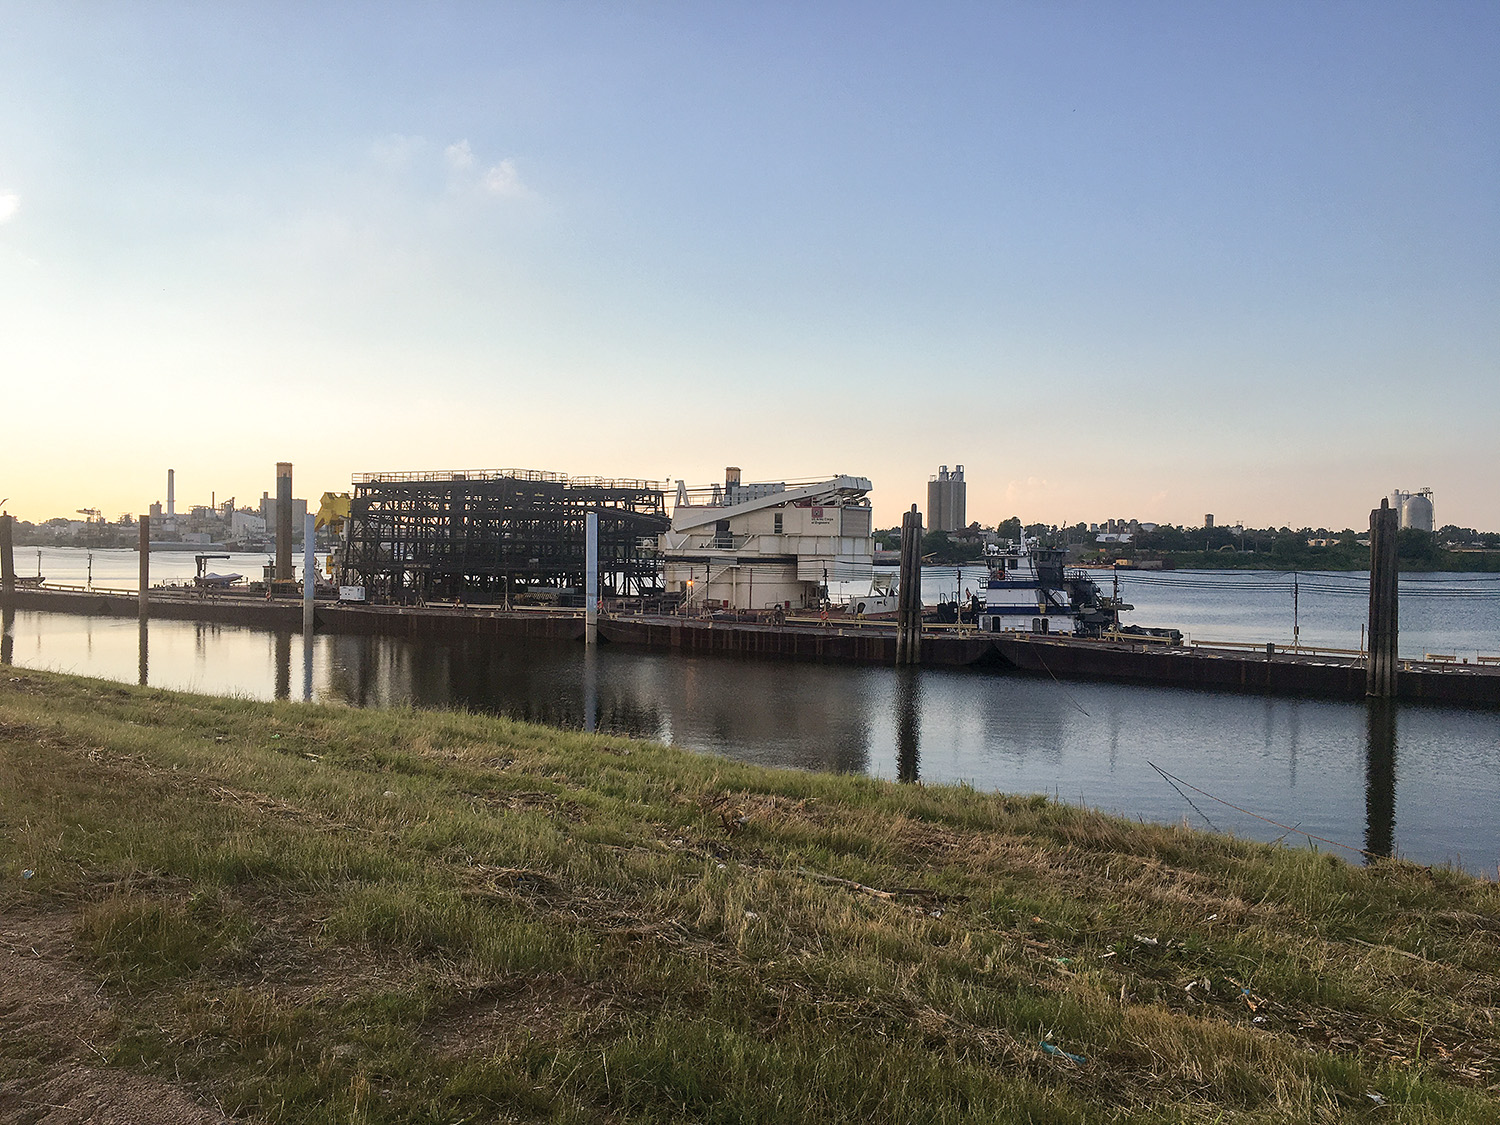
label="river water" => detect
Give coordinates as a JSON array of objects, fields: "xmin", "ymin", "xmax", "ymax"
[{"xmin": 4, "ymin": 548, "xmax": 1498, "ymax": 872}]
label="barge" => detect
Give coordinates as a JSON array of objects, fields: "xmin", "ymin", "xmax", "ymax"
[{"xmin": 4, "ymin": 586, "xmax": 1497, "ymax": 709}]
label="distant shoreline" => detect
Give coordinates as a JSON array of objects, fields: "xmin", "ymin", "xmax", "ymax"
[{"xmin": 1105, "ymin": 550, "xmax": 1500, "ymax": 574}]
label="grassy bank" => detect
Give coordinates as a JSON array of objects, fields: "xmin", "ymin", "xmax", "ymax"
[{"xmin": 2, "ymin": 670, "xmax": 1497, "ymax": 1122}]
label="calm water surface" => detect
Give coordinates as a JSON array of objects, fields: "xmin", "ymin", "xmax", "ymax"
[{"xmin": 5, "ymin": 549, "xmax": 1498, "ymax": 872}]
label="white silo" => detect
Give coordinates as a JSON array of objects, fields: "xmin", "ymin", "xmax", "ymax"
[{"xmin": 1400, "ymin": 489, "xmax": 1435, "ymax": 532}]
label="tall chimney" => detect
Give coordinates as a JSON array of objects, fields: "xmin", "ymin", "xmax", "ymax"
[
  {"xmin": 275, "ymin": 462, "xmax": 293, "ymax": 582},
  {"xmin": 167, "ymin": 469, "xmax": 175, "ymax": 517}
]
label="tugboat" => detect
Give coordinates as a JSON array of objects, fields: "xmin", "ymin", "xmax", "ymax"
[{"xmin": 976, "ymin": 539, "xmax": 1124, "ymax": 636}]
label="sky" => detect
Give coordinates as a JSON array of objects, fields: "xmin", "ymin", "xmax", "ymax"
[{"xmin": 1, "ymin": 1, "xmax": 1496, "ymax": 532}]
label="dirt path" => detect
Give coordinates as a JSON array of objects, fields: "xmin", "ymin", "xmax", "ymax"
[{"xmin": 0, "ymin": 906, "xmax": 233, "ymax": 1125}]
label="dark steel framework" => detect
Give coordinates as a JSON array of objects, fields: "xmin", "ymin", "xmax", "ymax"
[{"xmin": 342, "ymin": 469, "xmax": 669, "ymax": 602}]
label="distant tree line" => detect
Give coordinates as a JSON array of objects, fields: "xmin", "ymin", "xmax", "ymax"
[
  {"xmin": 872, "ymin": 518, "xmax": 1500, "ymax": 572},
  {"xmin": 5, "ymin": 516, "xmax": 140, "ymax": 549}
]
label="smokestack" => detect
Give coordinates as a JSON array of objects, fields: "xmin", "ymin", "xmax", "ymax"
[
  {"xmin": 167, "ymin": 469, "xmax": 175, "ymax": 517},
  {"xmin": 276, "ymin": 462, "xmax": 293, "ymax": 582}
]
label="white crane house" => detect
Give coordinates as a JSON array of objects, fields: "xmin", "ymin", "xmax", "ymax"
[{"xmin": 660, "ymin": 468, "xmax": 875, "ymax": 612}]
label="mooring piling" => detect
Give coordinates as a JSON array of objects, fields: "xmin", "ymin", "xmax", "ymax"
[
  {"xmin": 1366, "ymin": 498, "xmax": 1399, "ymax": 698},
  {"xmin": 585, "ymin": 510, "xmax": 599, "ymax": 645},
  {"xmin": 895, "ymin": 504, "xmax": 923, "ymax": 665},
  {"xmin": 276, "ymin": 462, "xmax": 294, "ymax": 582},
  {"xmin": 303, "ymin": 511, "xmax": 316, "ymax": 633},
  {"xmin": 138, "ymin": 515, "xmax": 150, "ymax": 621},
  {"xmin": 0, "ymin": 513, "xmax": 15, "ymax": 603}
]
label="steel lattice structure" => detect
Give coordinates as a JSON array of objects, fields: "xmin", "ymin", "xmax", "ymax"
[{"xmin": 342, "ymin": 469, "xmax": 669, "ymax": 602}]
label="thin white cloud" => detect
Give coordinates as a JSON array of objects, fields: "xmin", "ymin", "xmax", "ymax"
[
  {"xmin": 444, "ymin": 140, "xmax": 475, "ymax": 171},
  {"xmin": 1004, "ymin": 476, "xmax": 1050, "ymax": 503},
  {"xmin": 482, "ymin": 159, "xmax": 528, "ymax": 199},
  {"xmin": 370, "ymin": 134, "xmax": 424, "ymax": 168},
  {"xmin": 0, "ymin": 193, "xmax": 19, "ymax": 223}
]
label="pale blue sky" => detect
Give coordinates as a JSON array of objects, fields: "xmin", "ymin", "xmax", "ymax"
[{"xmin": 2, "ymin": 2, "xmax": 1496, "ymax": 530}]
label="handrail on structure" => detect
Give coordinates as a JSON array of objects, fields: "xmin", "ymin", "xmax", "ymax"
[
  {"xmin": 1099, "ymin": 629, "xmax": 1177, "ymax": 646},
  {"xmin": 352, "ymin": 468, "xmax": 665, "ymax": 490},
  {"xmin": 1188, "ymin": 638, "xmax": 1366, "ymax": 658}
]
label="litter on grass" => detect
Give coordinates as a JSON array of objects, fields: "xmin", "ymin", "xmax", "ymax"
[{"xmin": 1040, "ymin": 1041, "xmax": 1087, "ymax": 1065}]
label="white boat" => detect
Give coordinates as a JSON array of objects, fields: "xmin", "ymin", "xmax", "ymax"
[
  {"xmin": 836, "ymin": 573, "xmax": 899, "ymax": 617},
  {"xmin": 195, "ymin": 572, "xmax": 243, "ymax": 589}
]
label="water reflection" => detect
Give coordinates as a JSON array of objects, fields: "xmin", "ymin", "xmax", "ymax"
[
  {"xmin": 895, "ymin": 666, "xmax": 920, "ymax": 782},
  {"xmin": 3, "ymin": 607, "xmax": 1498, "ymax": 871},
  {"xmin": 302, "ymin": 627, "xmax": 314, "ymax": 702},
  {"xmin": 274, "ymin": 632, "xmax": 291, "ymax": 701},
  {"xmin": 583, "ymin": 644, "xmax": 598, "ymax": 734},
  {"xmin": 1, "ymin": 605, "xmax": 14, "ymax": 666},
  {"xmin": 317, "ymin": 634, "xmax": 878, "ymax": 776},
  {"xmin": 1363, "ymin": 700, "xmax": 1397, "ymax": 861}
]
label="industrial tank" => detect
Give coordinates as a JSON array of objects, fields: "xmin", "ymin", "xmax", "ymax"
[{"xmin": 1401, "ymin": 491, "xmax": 1434, "ymax": 532}]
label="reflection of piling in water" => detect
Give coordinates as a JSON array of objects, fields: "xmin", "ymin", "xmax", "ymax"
[
  {"xmin": 137, "ymin": 619, "xmax": 149, "ymax": 687},
  {"xmin": 1363, "ymin": 700, "xmax": 1397, "ymax": 861},
  {"xmin": 274, "ymin": 632, "xmax": 292, "ymax": 701},
  {"xmin": 583, "ymin": 644, "xmax": 598, "ymax": 733},
  {"xmin": 302, "ymin": 628, "xmax": 314, "ymax": 702},
  {"xmin": 895, "ymin": 667, "xmax": 921, "ymax": 782},
  {"xmin": 1366, "ymin": 499, "xmax": 1399, "ymax": 698},
  {"xmin": 1, "ymin": 605, "xmax": 14, "ymax": 666}
]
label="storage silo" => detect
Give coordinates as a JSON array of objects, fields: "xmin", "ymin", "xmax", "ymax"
[
  {"xmin": 926, "ymin": 465, "xmax": 967, "ymax": 532},
  {"xmin": 1400, "ymin": 489, "xmax": 1434, "ymax": 532}
]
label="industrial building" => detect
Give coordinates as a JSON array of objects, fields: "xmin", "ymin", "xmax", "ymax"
[
  {"xmin": 340, "ymin": 469, "xmax": 670, "ymax": 602},
  {"xmin": 259, "ymin": 493, "xmax": 309, "ymax": 539},
  {"xmin": 926, "ymin": 465, "xmax": 966, "ymax": 532},
  {"xmin": 659, "ymin": 468, "xmax": 875, "ymax": 611}
]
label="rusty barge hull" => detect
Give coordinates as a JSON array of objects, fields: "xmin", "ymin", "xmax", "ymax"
[
  {"xmin": 6, "ymin": 589, "xmax": 1497, "ymax": 708},
  {"xmin": 2, "ymin": 589, "xmax": 587, "ymax": 643},
  {"xmin": 986, "ymin": 636, "xmax": 1494, "ymax": 708}
]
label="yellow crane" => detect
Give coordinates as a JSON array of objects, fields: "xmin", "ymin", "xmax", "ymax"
[{"xmin": 315, "ymin": 493, "xmax": 352, "ymax": 578}]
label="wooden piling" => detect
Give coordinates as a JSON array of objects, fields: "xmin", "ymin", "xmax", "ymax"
[
  {"xmin": 1366, "ymin": 498, "xmax": 1399, "ymax": 698},
  {"xmin": 138, "ymin": 515, "xmax": 150, "ymax": 621},
  {"xmin": 0, "ymin": 512, "xmax": 15, "ymax": 603},
  {"xmin": 276, "ymin": 462, "xmax": 294, "ymax": 582},
  {"xmin": 895, "ymin": 505, "xmax": 923, "ymax": 665}
]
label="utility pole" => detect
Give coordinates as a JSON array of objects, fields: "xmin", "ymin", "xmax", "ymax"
[{"xmin": 1292, "ymin": 571, "xmax": 1300, "ymax": 651}]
